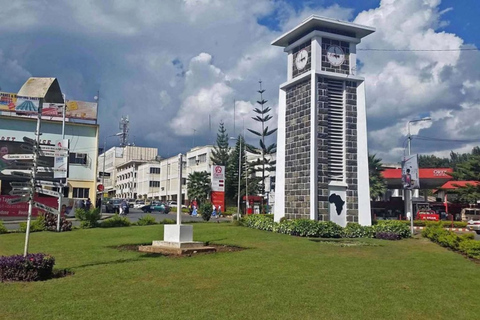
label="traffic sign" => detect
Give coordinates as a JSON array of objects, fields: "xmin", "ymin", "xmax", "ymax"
[
  {"xmin": 10, "ymin": 181, "xmax": 33, "ymax": 188},
  {"xmin": 20, "ymin": 144, "xmax": 34, "ymax": 152},
  {"xmin": 1, "ymin": 170, "xmax": 32, "ymax": 178},
  {"xmin": 9, "ymin": 188, "xmax": 31, "ymax": 196},
  {"xmin": 23, "ymin": 136, "xmax": 36, "ymax": 145},
  {"xmin": 37, "ymin": 149, "xmax": 69, "ymax": 157},
  {"xmin": 37, "ymin": 167, "xmax": 67, "ymax": 173},
  {"xmin": 40, "ymin": 145, "xmax": 68, "ymax": 152},
  {"xmin": 97, "ymin": 184, "xmax": 104, "ymax": 192},
  {"xmin": 6, "ymin": 196, "xmax": 29, "ymax": 205},
  {"xmin": 36, "ymin": 180, "xmax": 66, "ymax": 187},
  {"xmin": 35, "ymin": 188, "xmax": 60, "ymax": 198},
  {"xmin": 33, "ymin": 202, "xmax": 59, "ymax": 215},
  {"xmin": 3, "ymin": 154, "xmax": 35, "ymax": 160}
]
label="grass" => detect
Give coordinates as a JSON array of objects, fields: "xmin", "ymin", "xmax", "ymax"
[{"xmin": 0, "ymin": 224, "xmax": 479, "ymax": 320}]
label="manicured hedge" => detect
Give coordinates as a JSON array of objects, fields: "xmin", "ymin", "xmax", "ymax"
[
  {"xmin": 382, "ymin": 220, "xmax": 468, "ymax": 228},
  {"xmin": 0, "ymin": 221, "xmax": 7, "ymax": 234},
  {"xmin": 243, "ymin": 215, "xmax": 411, "ymax": 240},
  {"xmin": 0, "ymin": 253, "xmax": 55, "ymax": 282},
  {"xmin": 100, "ymin": 215, "xmax": 131, "ymax": 228},
  {"xmin": 422, "ymin": 225, "xmax": 480, "ymax": 260}
]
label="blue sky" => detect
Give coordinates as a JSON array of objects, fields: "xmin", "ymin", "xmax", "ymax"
[{"xmin": 0, "ymin": 0, "xmax": 479, "ymax": 162}]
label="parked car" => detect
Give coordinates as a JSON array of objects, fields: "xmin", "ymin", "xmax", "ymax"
[
  {"xmin": 463, "ymin": 208, "xmax": 480, "ymax": 234},
  {"xmin": 106, "ymin": 199, "xmax": 129, "ymax": 214},
  {"xmin": 140, "ymin": 202, "xmax": 170, "ymax": 214},
  {"xmin": 168, "ymin": 201, "xmax": 187, "ymax": 209},
  {"xmin": 133, "ymin": 200, "xmax": 146, "ymax": 209}
]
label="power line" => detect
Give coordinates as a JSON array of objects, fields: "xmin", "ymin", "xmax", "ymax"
[
  {"xmin": 414, "ymin": 135, "xmax": 479, "ymax": 143},
  {"xmin": 358, "ymin": 48, "xmax": 478, "ymax": 52}
]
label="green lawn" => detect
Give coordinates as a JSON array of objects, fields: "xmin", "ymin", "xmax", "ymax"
[{"xmin": 0, "ymin": 224, "xmax": 478, "ymax": 320}]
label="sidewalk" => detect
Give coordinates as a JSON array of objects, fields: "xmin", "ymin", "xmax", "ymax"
[{"xmin": 1, "ymin": 213, "xmax": 115, "ymax": 224}]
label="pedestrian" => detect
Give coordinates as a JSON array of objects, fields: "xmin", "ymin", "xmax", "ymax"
[
  {"xmin": 96, "ymin": 197, "xmax": 101, "ymax": 209},
  {"xmin": 217, "ymin": 205, "xmax": 222, "ymax": 218},
  {"xmin": 212, "ymin": 205, "xmax": 217, "ymax": 218},
  {"xmin": 86, "ymin": 198, "xmax": 92, "ymax": 210},
  {"xmin": 121, "ymin": 199, "xmax": 128, "ymax": 215},
  {"xmin": 192, "ymin": 205, "xmax": 198, "ymax": 217}
]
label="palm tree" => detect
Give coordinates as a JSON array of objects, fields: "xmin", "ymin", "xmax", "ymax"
[
  {"xmin": 369, "ymin": 154, "xmax": 387, "ymax": 201},
  {"xmin": 187, "ymin": 171, "xmax": 211, "ymax": 204}
]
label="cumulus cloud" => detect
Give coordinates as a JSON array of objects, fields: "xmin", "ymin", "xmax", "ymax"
[{"xmin": 0, "ymin": 0, "xmax": 478, "ymax": 162}]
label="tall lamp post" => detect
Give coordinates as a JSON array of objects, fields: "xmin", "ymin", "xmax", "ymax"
[
  {"xmin": 406, "ymin": 117, "xmax": 431, "ymax": 234},
  {"xmin": 100, "ymin": 133, "xmax": 122, "ymax": 214}
]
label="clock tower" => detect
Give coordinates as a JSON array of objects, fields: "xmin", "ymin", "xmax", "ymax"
[{"xmin": 272, "ymin": 15, "xmax": 375, "ymax": 226}]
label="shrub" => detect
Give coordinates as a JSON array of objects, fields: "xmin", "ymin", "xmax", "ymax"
[
  {"xmin": 100, "ymin": 215, "xmax": 131, "ymax": 228},
  {"xmin": 0, "ymin": 221, "xmax": 7, "ymax": 234},
  {"xmin": 373, "ymin": 221, "xmax": 411, "ymax": 239},
  {"xmin": 343, "ymin": 223, "xmax": 374, "ymax": 238},
  {"xmin": 199, "ymin": 203, "xmax": 212, "ymax": 221},
  {"xmin": 42, "ymin": 212, "xmax": 72, "ymax": 232},
  {"xmin": 160, "ymin": 218, "xmax": 175, "ymax": 224},
  {"xmin": 386, "ymin": 220, "xmax": 468, "ymax": 228},
  {"xmin": 136, "ymin": 214, "xmax": 157, "ymax": 226},
  {"xmin": 75, "ymin": 208, "xmax": 101, "ymax": 228},
  {"xmin": 0, "ymin": 253, "xmax": 55, "ymax": 282},
  {"xmin": 19, "ymin": 216, "xmax": 46, "ymax": 233},
  {"xmin": 423, "ymin": 224, "xmax": 480, "ymax": 260}
]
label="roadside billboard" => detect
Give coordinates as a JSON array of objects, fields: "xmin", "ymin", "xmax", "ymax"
[
  {"xmin": 211, "ymin": 165, "xmax": 225, "ymax": 212},
  {"xmin": 0, "ymin": 91, "xmax": 98, "ymax": 121}
]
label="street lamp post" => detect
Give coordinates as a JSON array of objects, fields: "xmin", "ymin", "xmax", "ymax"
[
  {"xmin": 406, "ymin": 117, "xmax": 431, "ymax": 235},
  {"xmin": 101, "ymin": 133, "xmax": 122, "ymax": 214},
  {"xmin": 230, "ymin": 137, "xmax": 242, "ymax": 220}
]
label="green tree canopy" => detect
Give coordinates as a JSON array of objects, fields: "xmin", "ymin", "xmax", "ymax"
[
  {"xmin": 369, "ymin": 154, "xmax": 387, "ymax": 201},
  {"xmin": 210, "ymin": 121, "xmax": 230, "ymax": 166},
  {"xmin": 187, "ymin": 171, "xmax": 211, "ymax": 204}
]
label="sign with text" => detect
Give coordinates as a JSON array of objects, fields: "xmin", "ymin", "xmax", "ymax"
[
  {"xmin": 211, "ymin": 165, "xmax": 225, "ymax": 192},
  {"xmin": 0, "ymin": 91, "xmax": 98, "ymax": 121},
  {"xmin": 33, "ymin": 201, "xmax": 59, "ymax": 215}
]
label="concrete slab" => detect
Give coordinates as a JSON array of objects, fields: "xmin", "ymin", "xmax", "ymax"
[{"xmin": 138, "ymin": 244, "xmax": 216, "ymax": 256}]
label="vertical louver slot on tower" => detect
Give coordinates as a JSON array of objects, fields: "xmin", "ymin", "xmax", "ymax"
[{"xmin": 326, "ymin": 79, "xmax": 346, "ymax": 182}]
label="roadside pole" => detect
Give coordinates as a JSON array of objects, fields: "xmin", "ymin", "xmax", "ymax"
[
  {"xmin": 177, "ymin": 154, "xmax": 183, "ymax": 225},
  {"xmin": 57, "ymin": 94, "xmax": 66, "ymax": 232},
  {"xmin": 24, "ymin": 99, "xmax": 43, "ymax": 257}
]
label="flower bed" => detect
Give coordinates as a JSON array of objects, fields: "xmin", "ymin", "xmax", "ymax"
[{"xmin": 0, "ymin": 253, "xmax": 55, "ymax": 282}]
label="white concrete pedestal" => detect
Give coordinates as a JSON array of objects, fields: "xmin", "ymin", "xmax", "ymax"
[{"xmin": 164, "ymin": 224, "xmax": 193, "ymax": 243}]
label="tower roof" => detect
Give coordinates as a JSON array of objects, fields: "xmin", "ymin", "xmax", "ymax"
[{"xmin": 271, "ymin": 15, "xmax": 375, "ymax": 47}]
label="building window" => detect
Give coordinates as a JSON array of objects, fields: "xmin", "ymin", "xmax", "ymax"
[
  {"xmin": 182, "ymin": 178, "xmax": 187, "ymax": 186},
  {"xmin": 69, "ymin": 153, "xmax": 87, "ymax": 165},
  {"xmin": 198, "ymin": 153, "xmax": 207, "ymax": 163},
  {"xmin": 73, "ymin": 187, "xmax": 90, "ymax": 198},
  {"xmin": 149, "ymin": 181, "xmax": 160, "ymax": 188},
  {"xmin": 188, "ymin": 157, "xmax": 196, "ymax": 166},
  {"xmin": 150, "ymin": 167, "xmax": 160, "ymax": 174}
]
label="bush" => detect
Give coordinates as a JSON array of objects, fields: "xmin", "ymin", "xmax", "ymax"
[
  {"xmin": 343, "ymin": 223, "xmax": 374, "ymax": 238},
  {"xmin": 373, "ymin": 221, "xmax": 411, "ymax": 239},
  {"xmin": 136, "ymin": 214, "xmax": 157, "ymax": 226},
  {"xmin": 385, "ymin": 220, "xmax": 468, "ymax": 228},
  {"xmin": 199, "ymin": 203, "xmax": 212, "ymax": 221},
  {"xmin": 422, "ymin": 224, "xmax": 480, "ymax": 260},
  {"xmin": 0, "ymin": 221, "xmax": 7, "ymax": 234},
  {"xmin": 42, "ymin": 212, "xmax": 72, "ymax": 232},
  {"xmin": 75, "ymin": 208, "xmax": 101, "ymax": 228},
  {"xmin": 159, "ymin": 218, "xmax": 175, "ymax": 225},
  {"xmin": 0, "ymin": 253, "xmax": 55, "ymax": 282},
  {"xmin": 243, "ymin": 216, "xmax": 410, "ymax": 240},
  {"xmin": 19, "ymin": 216, "xmax": 46, "ymax": 233},
  {"xmin": 100, "ymin": 215, "xmax": 131, "ymax": 228}
]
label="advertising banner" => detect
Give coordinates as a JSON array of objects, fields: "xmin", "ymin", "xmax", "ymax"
[
  {"xmin": 53, "ymin": 139, "xmax": 69, "ymax": 179},
  {"xmin": 0, "ymin": 91, "xmax": 98, "ymax": 121},
  {"xmin": 211, "ymin": 165, "xmax": 225, "ymax": 192},
  {"xmin": 402, "ymin": 154, "xmax": 420, "ymax": 189},
  {"xmin": 0, "ymin": 195, "xmax": 58, "ymax": 217}
]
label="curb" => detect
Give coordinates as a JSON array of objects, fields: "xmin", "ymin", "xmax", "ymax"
[{"xmin": 413, "ymin": 226, "xmax": 471, "ymax": 232}]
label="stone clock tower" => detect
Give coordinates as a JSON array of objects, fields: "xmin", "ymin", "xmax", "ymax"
[{"xmin": 272, "ymin": 15, "xmax": 375, "ymax": 226}]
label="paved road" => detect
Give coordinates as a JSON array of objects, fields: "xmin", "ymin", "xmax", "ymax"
[{"xmin": 2, "ymin": 208, "xmax": 231, "ymax": 231}]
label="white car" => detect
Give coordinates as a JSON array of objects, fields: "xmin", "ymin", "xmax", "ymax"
[
  {"xmin": 133, "ymin": 201, "xmax": 146, "ymax": 209},
  {"xmin": 168, "ymin": 201, "xmax": 187, "ymax": 209},
  {"xmin": 467, "ymin": 220, "xmax": 480, "ymax": 234}
]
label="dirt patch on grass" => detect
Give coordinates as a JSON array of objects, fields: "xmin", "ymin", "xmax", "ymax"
[{"xmin": 111, "ymin": 243, "xmax": 246, "ymax": 257}]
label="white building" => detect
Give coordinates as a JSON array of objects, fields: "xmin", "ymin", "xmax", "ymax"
[
  {"xmin": 136, "ymin": 162, "xmax": 162, "ymax": 200},
  {"xmin": 98, "ymin": 146, "xmax": 158, "ymax": 198}
]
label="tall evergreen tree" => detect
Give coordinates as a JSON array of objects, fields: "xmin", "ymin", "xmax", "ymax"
[
  {"xmin": 246, "ymin": 80, "xmax": 277, "ymax": 201},
  {"xmin": 210, "ymin": 121, "xmax": 230, "ymax": 166}
]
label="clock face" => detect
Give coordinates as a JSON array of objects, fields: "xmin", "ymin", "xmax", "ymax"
[
  {"xmin": 326, "ymin": 45, "xmax": 345, "ymax": 67},
  {"xmin": 295, "ymin": 49, "xmax": 308, "ymax": 71}
]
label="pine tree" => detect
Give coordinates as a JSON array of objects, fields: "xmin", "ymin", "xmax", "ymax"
[
  {"xmin": 210, "ymin": 121, "xmax": 230, "ymax": 166},
  {"xmin": 246, "ymin": 80, "xmax": 277, "ymax": 203}
]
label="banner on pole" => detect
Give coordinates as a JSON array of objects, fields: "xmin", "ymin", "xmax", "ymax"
[{"xmin": 402, "ymin": 154, "xmax": 420, "ymax": 189}]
